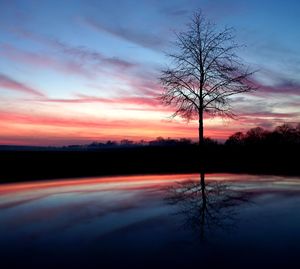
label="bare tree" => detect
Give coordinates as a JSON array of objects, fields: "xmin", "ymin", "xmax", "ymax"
[{"xmin": 159, "ymin": 11, "xmax": 256, "ymax": 165}]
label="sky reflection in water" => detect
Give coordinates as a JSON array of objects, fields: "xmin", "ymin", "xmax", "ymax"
[{"xmin": 0, "ymin": 174, "xmax": 300, "ymax": 268}]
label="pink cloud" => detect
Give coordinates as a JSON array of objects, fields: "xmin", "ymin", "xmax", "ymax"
[
  {"xmin": 32, "ymin": 94, "xmax": 162, "ymax": 108},
  {"xmin": 3, "ymin": 103, "xmax": 296, "ymax": 145},
  {"xmin": 0, "ymin": 108, "xmax": 252, "ymax": 146},
  {"xmin": 0, "ymin": 73, "xmax": 44, "ymax": 97},
  {"xmin": 0, "ymin": 110, "xmax": 194, "ymax": 143}
]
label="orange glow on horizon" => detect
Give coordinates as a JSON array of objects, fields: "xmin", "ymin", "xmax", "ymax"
[{"xmin": 0, "ymin": 109, "xmax": 240, "ymax": 145}]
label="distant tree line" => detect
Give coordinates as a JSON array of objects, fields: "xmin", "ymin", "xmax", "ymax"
[
  {"xmin": 65, "ymin": 136, "xmax": 219, "ymax": 149},
  {"xmin": 63, "ymin": 123, "xmax": 300, "ymax": 150},
  {"xmin": 225, "ymin": 123, "xmax": 300, "ymax": 146}
]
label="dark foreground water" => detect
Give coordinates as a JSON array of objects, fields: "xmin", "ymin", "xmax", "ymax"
[{"xmin": 0, "ymin": 173, "xmax": 299, "ymax": 268}]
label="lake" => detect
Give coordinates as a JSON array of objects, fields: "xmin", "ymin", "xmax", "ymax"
[{"xmin": 0, "ymin": 173, "xmax": 299, "ymax": 268}]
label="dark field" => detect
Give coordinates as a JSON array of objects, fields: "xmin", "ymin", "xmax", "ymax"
[{"xmin": 0, "ymin": 143, "xmax": 299, "ymax": 183}]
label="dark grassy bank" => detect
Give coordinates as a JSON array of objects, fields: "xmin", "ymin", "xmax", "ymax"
[{"xmin": 0, "ymin": 143, "xmax": 299, "ymax": 183}]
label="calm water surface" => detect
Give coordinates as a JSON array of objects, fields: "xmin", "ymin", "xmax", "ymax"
[{"xmin": 0, "ymin": 173, "xmax": 299, "ymax": 268}]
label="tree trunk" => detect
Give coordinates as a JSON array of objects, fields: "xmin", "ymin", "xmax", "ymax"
[
  {"xmin": 199, "ymin": 113, "xmax": 204, "ymax": 148},
  {"xmin": 199, "ymin": 108, "xmax": 205, "ymax": 191}
]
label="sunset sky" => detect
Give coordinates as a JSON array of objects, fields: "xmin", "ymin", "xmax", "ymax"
[{"xmin": 0, "ymin": 0, "xmax": 300, "ymax": 146}]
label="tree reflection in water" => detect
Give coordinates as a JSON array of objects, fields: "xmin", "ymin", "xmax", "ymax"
[{"xmin": 165, "ymin": 172, "xmax": 252, "ymax": 241}]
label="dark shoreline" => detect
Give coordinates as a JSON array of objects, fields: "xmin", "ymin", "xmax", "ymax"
[{"xmin": 0, "ymin": 144, "xmax": 299, "ymax": 183}]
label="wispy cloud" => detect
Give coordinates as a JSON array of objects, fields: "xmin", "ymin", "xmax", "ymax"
[
  {"xmin": 83, "ymin": 18, "xmax": 166, "ymax": 50},
  {"xmin": 231, "ymin": 87, "xmax": 300, "ymax": 130},
  {"xmin": 159, "ymin": 6, "xmax": 189, "ymax": 17},
  {"xmin": 0, "ymin": 73, "xmax": 44, "ymax": 97},
  {"xmin": 8, "ymin": 28, "xmax": 165, "ymax": 97},
  {"xmin": 31, "ymin": 94, "xmax": 163, "ymax": 110},
  {"xmin": 249, "ymin": 72, "xmax": 300, "ymax": 96},
  {"xmin": 52, "ymin": 39, "xmax": 137, "ymax": 70},
  {"xmin": 0, "ymin": 44, "xmax": 94, "ymax": 78},
  {"xmin": 11, "ymin": 28, "xmax": 138, "ymax": 71}
]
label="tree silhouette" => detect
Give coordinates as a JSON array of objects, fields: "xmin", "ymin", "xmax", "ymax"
[
  {"xmin": 225, "ymin": 131, "xmax": 245, "ymax": 146},
  {"xmin": 159, "ymin": 10, "xmax": 256, "ymax": 185}
]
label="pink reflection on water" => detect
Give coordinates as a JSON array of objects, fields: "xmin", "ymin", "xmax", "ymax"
[
  {"xmin": 0, "ymin": 173, "xmax": 268, "ymax": 194},
  {"xmin": 0, "ymin": 173, "xmax": 299, "ymax": 249},
  {"xmin": 0, "ymin": 174, "xmax": 196, "ymax": 194}
]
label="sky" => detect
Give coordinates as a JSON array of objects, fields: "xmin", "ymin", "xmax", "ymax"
[{"xmin": 0, "ymin": 0, "xmax": 300, "ymax": 146}]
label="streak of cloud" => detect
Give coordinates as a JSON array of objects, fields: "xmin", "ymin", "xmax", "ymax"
[{"xmin": 0, "ymin": 73, "xmax": 45, "ymax": 97}]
